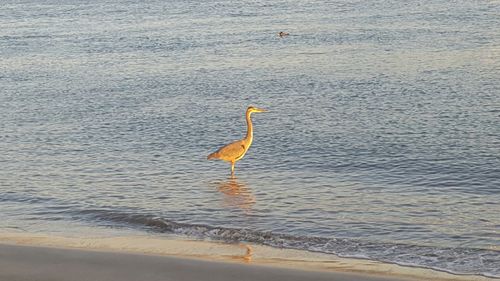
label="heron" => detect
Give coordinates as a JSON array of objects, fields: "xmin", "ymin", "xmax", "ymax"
[{"xmin": 207, "ymin": 106, "xmax": 267, "ymax": 176}]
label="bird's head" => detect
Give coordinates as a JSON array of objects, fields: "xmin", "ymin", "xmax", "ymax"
[{"xmin": 247, "ymin": 106, "xmax": 267, "ymax": 114}]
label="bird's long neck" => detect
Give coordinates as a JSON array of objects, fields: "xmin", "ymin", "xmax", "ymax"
[{"xmin": 245, "ymin": 111, "xmax": 253, "ymax": 145}]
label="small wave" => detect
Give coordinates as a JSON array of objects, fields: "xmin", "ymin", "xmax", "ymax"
[
  {"xmin": 0, "ymin": 192, "xmax": 56, "ymax": 204},
  {"xmin": 297, "ymin": 52, "xmax": 327, "ymax": 55},
  {"xmin": 79, "ymin": 209, "xmax": 500, "ymax": 278}
]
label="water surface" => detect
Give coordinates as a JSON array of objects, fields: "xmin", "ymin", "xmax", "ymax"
[{"xmin": 1, "ymin": 0, "xmax": 499, "ymax": 277}]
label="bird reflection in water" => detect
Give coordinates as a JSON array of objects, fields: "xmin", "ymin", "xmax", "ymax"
[
  {"xmin": 227, "ymin": 243, "xmax": 253, "ymax": 263},
  {"xmin": 216, "ymin": 177, "xmax": 255, "ymax": 213}
]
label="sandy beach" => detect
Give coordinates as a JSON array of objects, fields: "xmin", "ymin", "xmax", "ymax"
[
  {"xmin": 0, "ymin": 232, "xmax": 495, "ymax": 281},
  {"xmin": 0, "ymin": 243, "xmax": 401, "ymax": 281}
]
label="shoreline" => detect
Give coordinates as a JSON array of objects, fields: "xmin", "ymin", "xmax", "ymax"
[
  {"xmin": 0, "ymin": 231, "xmax": 495, "ymax": 281},
  {"xmin": 0, "ymin": 243, "xmax": 401, "ymax": 281}
]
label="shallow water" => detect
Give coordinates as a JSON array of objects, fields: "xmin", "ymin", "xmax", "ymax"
[{"xmin": 1, "ymin": 0, "xmax": 499, "ymax": 277}]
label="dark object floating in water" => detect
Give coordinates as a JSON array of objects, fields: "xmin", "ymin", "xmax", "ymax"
[{"xmin": 278, "ymin": 31, "xmax": 289, "ymax": 38}]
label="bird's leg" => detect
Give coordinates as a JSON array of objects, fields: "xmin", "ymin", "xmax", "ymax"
[{"xmin": 231, "ymin": 161, "xmax": 235, "ymax": 177}]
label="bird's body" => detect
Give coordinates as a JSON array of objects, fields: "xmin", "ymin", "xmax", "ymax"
[
  {"xmin": 207, "ymin": 139, "xmax": 249, "ymax": 162},
  {"xmin": 207, "ymin": 106, "xmax": 267, "ymax": 176}
]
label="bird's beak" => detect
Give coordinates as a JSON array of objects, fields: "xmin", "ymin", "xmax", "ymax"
[{"xmin": 254, "ymin": 108, "xmax": 268, "ymax": 113}]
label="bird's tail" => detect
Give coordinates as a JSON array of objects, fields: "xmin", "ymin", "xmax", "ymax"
[{"xmin": 207, "ymin": 151, "xmax": 219, "ymax": 160}]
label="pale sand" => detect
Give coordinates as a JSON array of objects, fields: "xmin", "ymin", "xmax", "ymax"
[{"xmin": 0, "ymin": 232, "xmax": 495, "ymax": 281}]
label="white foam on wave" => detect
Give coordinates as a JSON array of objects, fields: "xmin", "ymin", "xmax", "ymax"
[{"xmin": 80, "ymin": 209, "xmax": 500, "ymax": 278}]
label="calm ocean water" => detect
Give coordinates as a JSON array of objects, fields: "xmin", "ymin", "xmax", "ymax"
[{"xmin": 1, "ymin": 0, "xmax": 499, "ymax": 277}]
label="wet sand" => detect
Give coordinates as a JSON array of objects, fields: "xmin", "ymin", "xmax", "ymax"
[
  {"xmin": 0, "ymin": 232, "xmax": 494, "ymax": 281},
  {"xmin": 0, "ymin": 243, "xmax": 404, "ymax": 281}
]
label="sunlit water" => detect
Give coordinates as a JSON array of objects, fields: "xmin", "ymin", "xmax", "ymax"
[{"xmin": 1, "ymin": 0, "xmax": 499, "ymax": 277}]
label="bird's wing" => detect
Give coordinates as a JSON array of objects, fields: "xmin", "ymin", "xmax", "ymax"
[{"xmin": 216, "ymin": 140, "xmax": 246, "ymax": 162}]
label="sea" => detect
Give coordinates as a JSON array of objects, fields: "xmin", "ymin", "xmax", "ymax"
[{"xmin": 1, "ymin": 0, "xmax": 499, "ymax": 278}]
